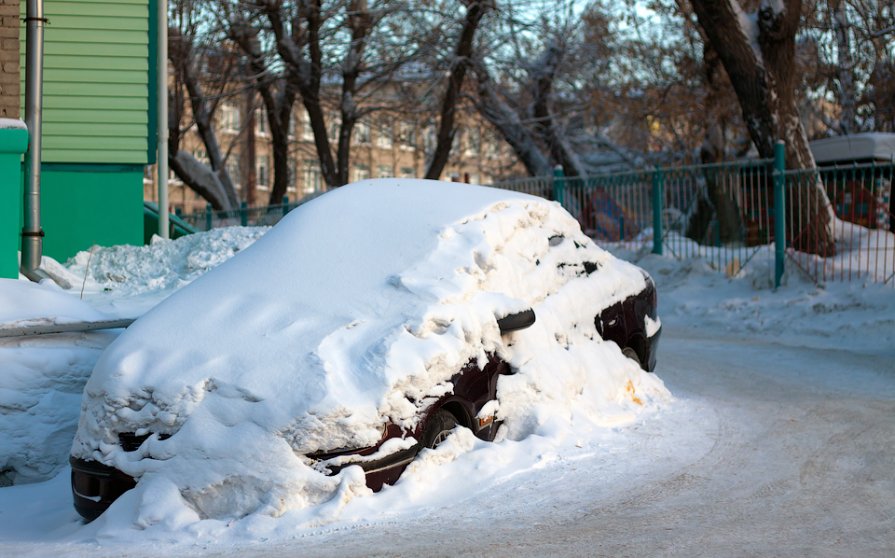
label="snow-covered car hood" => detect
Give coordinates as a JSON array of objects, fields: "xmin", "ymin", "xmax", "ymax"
[{"xmin": 71, "ymin": 179, "xmax": 662, "ymax": 519}]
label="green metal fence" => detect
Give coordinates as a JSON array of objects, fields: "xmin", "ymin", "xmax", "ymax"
[
  {"xmin": 785, "ymin": 161, "xmax": 894, "ymax": 286},
  {"xmin": 492, "ymin": 154, "xmax": 895, "ymax": 288},
  {"xmin": 177, "ymin": 157, "xmax": 894, "ymax": 289},
  {"xmin": 179, "ymin": 194, "xmax": 323, "ymax": 231}
]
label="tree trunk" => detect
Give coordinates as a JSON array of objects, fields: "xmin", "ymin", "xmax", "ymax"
[
  {"xmin": 263, "ymin": 0, "xmax": 339, "ymax": 188},
  {"xmin": 473, "ymin": 62, "xmax": 551, "ymax": 177},
  {"xmin": 244, "ymin": 95, "xmax": 256, "ymax": 206},
  {"xmin": 690, "ymin": 0, "xmax": 836, "ymax": 256},
  {"xmin": 424, "ymin": 0, "xmax": 490, "ymax": 180},
  {"xmin": 167, "ymin": 24, "xmax": 239, "ymax": 211},
  {"xmin": 687, "ymin": 42, "xmax": 744, "ymax": 244},
  {"xmin": 831, "ymin": 0, "xmax": 857, "ymax": 134},
  {"xmin": 530, "ymin": 41, "xmax": 585, "ymax": 178}
]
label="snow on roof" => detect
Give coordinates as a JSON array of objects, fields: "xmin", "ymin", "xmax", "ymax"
[
  {"xmin": 0, "ymin": 118, "xmax": 26, "ymax": 130},
  {"xmin": 810, "ymin": 133, "xmax": 895, "ymax": 163}
]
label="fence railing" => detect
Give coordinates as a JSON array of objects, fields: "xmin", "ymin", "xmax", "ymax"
[
  {"xmin": 179, "ymin": 193, "xmax": 323, "ymax": 231},
  {"xmin": 178, "ymin": 155, "xmax": 894, "ymax": 288},
  {"xmin": 786, "ymin": 161, "xmax": 894, "ymax": 286},
  {"xmin": 491, "ymin": 149, "xmax": 894, "ymax": 288}
]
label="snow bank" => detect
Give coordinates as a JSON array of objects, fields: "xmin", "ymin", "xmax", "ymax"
[
  {"xmin": 71, "ymin": 180, "xmax": 668, "ymax": 525},
  {"xmin": 0, "ymin": 280, "xmax": 115, "ymax": 486},
  {"xmin": 0, "ymin": 279, "xmax": 108, "ymax": 325},
  {"xmin": 0, "ymin": 230, "xmax": 270, "ymax": 487},
  {"xmin": 609, "ymin": 238, "xmax": 895, "ymax": 354}
]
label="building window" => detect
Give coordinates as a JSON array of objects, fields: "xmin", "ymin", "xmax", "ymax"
[
  {"xmin": 287, "ymin": 159, "xmax": 297, "ymax": 193},
  {"xmin": 256, "ymin": 109, "xmax": 268, "ymax": 136},
  {"xmin": 226, "ymin": 158, "xmax": 241, "ymax": 190},
  {"xmin": 353, "ymin": 164, "xmax": 370, "ymax": 182},
  {"xmin": 376, "ymin": 119, "xmax": 393, "ymax": 149},
  {"xmin": 355, "ymin": 120, "xmax": 371, "ymax": 144},
  {"xmin": 192, "ymin": 148, "xmax": 209, "ymax": 164},
  {"xmin": 258, "ymin": 157, "xmax": 269, "ymax": 190},
  {"xmin": 423, "ymin": 125, "xmax": 436, "ymax": 156},
  {"xmin": 328, "ymin": 112, "xmax": 341, "ymax": 143},
  {"xmin": 400, "ymin": 166, "xmax": 415, "ymax": 178},
  {"xmin": 300, "ymin": 112, "xmax": 314, "ymax": 142},
  {"xmin": 377, "ymin": 164, "xmax": 392, "ymax": 178},
  {"xmin": 399, "ymin": 121, "xmax": 415, "ymax": 150},
  {"xmin": 466, "ymin": 127, "xmax": 481, "ymax": 156},
  {"xmin": 220, "ymin": 103, "xmax": 240, "ymax": 133},
  {"xmin": 302, "ymin": 159, "xmax": 322, "ymax": 194}
]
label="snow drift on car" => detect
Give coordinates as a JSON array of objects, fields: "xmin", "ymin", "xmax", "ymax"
[{"xmin": 70, "ymin": 179, "xmax": 669, "ymax": 524}]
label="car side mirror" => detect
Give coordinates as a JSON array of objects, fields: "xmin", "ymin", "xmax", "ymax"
[{"xmin": 496, "ymin": 309, "xmax": 536, "ymax": 334}]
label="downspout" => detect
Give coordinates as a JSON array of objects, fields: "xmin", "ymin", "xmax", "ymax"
[
  {"xmin": 157, "ymin": 0, "xmax": 169, "ymax": 239},
  {"xmin": 21, "ymin": 0, "xmax": 48, "ymax": 281}
]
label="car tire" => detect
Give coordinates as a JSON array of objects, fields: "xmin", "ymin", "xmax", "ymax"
[{"xmin": 422, "ymin": 409, "xmax": 459, "ymax": 449}]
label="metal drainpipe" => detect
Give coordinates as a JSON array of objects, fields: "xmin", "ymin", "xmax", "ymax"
[
  {"xmin": 21, "ymin": 0, "xmax": 49, "ymax": 282},
  {"xmin": 157, "ymin": 0, "xmax": 169, "ymax": 239}
]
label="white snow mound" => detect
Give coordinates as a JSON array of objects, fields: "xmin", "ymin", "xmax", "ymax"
[{"xmin": 72, "ymin": 179, "xmax": 668, "ymax": 523}]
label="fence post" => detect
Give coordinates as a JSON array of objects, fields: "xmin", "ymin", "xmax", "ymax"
[
  {"xmin": 282, "ymin": 196, "xmax": 289, "ymax": 217},
  {"xmin": 773, "ymin": 140, "xmax": 786, "ymax": 288},
  {"xmin": 205, "ymin": 203, "xmax": 212, "ymax": 231},
  {"xmin": 240, "ymin": 201, "xmax": 248, "ymax": 227},
  {"xmin": 552, "ymin": 165, "xmax": 565, "ymax": 208},
  {"xmin": 652, "ymin": 166, "xmax": 664, "ymax": 255}
]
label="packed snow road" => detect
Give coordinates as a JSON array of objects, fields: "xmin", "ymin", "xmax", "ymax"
[
  {"xmin": 1, "ymin": 223, "xmax": 893, "ymax": 557},
  {"xmin": 1, "ymin": 326, "xmax": 892, "ymax": 557}
]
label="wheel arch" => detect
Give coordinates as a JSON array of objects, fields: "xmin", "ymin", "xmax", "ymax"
[{"xmin": 438, "ymin": 400, "xmax": 471, "ymax": 429}]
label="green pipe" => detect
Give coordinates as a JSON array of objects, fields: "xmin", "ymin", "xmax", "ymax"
[{"xmin": 773, "ymin": 141, "xmax": 786, "ymax": 288}]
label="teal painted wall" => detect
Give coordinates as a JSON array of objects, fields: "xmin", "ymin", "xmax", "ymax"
[
  {"xmin": 41, "ymin": 165, "xmax": 144, "ymax": 261},
  {"xmin": 0, "ymin": 129, "xmax": 28, "ymax": 278},
  {"xmin": 12, "ymin": 0, "xmax": 155, "ymax": 262}
]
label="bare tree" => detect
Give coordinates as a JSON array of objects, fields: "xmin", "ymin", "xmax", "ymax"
[
  {"xmin": 257, "ymin": 0, "xmax": 388, "ymax": 189},
  {"xmin": 689, "ymin": 0, "xmax": 836, "ymax": 255},
  {"xmin": 424, "ymin": 0, "xmax": 492, "ymax": 179},
  {"xmin": 167, "ymin": 1, "xmax": 241, "ymax": 211},
  {"xmin": 226, "ymin": 8, "xmax": 298, "ymax": 204},
  {"xmin": 470, "ymin": 2, "xmax": 621, "ymax": 178}
]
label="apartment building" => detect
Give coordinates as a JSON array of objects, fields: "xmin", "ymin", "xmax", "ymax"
[{"xmin": 145, "ymin": 97, "xmax": 524, "ymax": 217}]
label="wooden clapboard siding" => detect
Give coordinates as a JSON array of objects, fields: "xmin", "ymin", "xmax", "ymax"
[{"xmin": 21, "ymin": 0, "xmax": 151, "ymax": 164}]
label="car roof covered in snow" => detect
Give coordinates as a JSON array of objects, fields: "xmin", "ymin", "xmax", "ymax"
[{"xmin": 76, "ymin": 179, "xmax": 646, "ymax": 459}]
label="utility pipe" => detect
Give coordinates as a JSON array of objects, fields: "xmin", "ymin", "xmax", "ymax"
[
  {"xmin": 157, "ymin": 0, "xmax": 169, "ymax": 239},
  {"xmin": 0, "ymin": 318, "xmax": 135, "ymax": 338},
  {"xmin": 21, "ymin": 0, "xmax": 48, "ymax": 281}
]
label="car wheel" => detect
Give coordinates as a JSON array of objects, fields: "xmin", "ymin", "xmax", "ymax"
[
  {"xmin": 622, "ymin": 346, "xmax": 642, "ymax": 367},
  {"xmin": 422, "ymin": 409, "xmax": 459, "ymax": 449}
]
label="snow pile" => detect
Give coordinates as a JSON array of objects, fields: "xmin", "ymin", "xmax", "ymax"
[
  {"xmin": 0, "ymin": 231, "xmax": 269, "ymax": 488},
  {"xmin": 71, "ymin": 180, "xmax": 667, "ymax": 526},
  {"xmin": 0, "ymin": 279, "xmax": 109, "ymax": 325},
  {"xmin": 609, "ymin": 238, "xmax": 895, "ymax": 354},
  {"xmin": 0, "ymin": 280, "xmax": 115, "ymax": 486},
  {"xmin": 65, "ymin": 226, "xmax": 268, "ymax": 309}
]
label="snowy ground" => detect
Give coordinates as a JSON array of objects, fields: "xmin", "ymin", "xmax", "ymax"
[{"xmin": 1, "ymin": 228, "xmax": 893, "ymax": 557}]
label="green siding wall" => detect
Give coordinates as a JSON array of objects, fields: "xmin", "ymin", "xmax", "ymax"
[
  {"xmin": 22, "ymin": 0, "xmax": 151, "ymax": 164},
  {"xmin": 41, "ymin": 165, "xmax": 145, "ymax": 261}
]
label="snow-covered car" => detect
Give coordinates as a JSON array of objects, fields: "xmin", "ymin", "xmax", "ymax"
[{"xmin": 70, "ymin": 179, "xmax": 661, "ymax": 521}]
